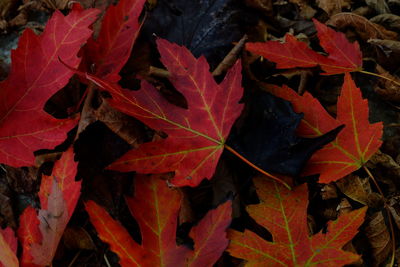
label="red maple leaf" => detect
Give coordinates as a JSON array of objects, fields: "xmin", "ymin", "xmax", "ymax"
[
  {"xmin": 246, "ymin": 19, "xmax": 362, "ymax": 75},
  {"xmin": 82, "ymin": 0, "xmax": 146, "ymax": 82},
  {"xmin": 85, "ymin": 174, "xmax": 232, "ymax": 267},
  {"xmin": 227, "ymin": 176, "xmax": 366, "ymax": 266},
  {"xmin": 83, "ymin": 38, "xmax": 243, "ymax": 186},
  {"xmin": 17, "ymin": 148, "xmax": 80, "ymax": 266},
  {"xmin": 0, "ymin": 5, "xmax": 99, "ymax": 167},
  {"xmin": 270, "ymin": 73, "xmax": 383, "ymax": 183},
  {"xmin": 0, "ymin": 227, "xmax": 18, "ymax": 267}
]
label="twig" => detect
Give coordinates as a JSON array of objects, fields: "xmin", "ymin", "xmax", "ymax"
[
  {"xmin": 212, "ymin": 34, "xmax": 248, "ymax": 76},
  {"xmin": 224, "ymin": 144, "xmax": 291, "ymax": 190},
  {"xmin": 150, "ymin": 35, "xmax": 248, "ymax": 79}
]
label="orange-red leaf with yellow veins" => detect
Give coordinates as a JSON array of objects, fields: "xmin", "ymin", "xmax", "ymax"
[
  {"xmin": 17, "ymin": 206, "xmax": 41, "ymax": 267},
  {"xmin": 85, "ymin": 200, "xmax": 157, "ymax": 267},
  {"xmin": 125, "ymin": 174, "xmax": 190, "ymax": 266},
  {"xmin": 0, "ymin": 5, "xmax": 99, "ymax": 167},
  {"xmin": 0, "ymin": 227, "xmax": 18, "ymax": 267},
  {"xmin": 271, "ymin": 73, "xmax": 382, "ymax": 183},
  {"xmin": 313, "ymin": 19, "xmax": 362, "ymax": 74},
  {"xmin": 85, "ymin": 174, "xmax": 232, "ymax": 267},
  {"xmin": 227, "ymin": 176, "xmax": 366, "ymax": 266},
  {"xmin": 85, "ymin": 38, "xmax": 243, "ymax": 186},
  {"xmin": 82, "ymin": 0, "xmax": 146, "ymax": 82},
  {"xmin": 246, "ymin": 19, "xmax": 362, "ymax": 75}
]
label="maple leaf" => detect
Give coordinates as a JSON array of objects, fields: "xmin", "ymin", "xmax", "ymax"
[
  {"xmin": 83, "ymin": 38, "xmax": 243, "ymax": 186},
  {"xmin": 0, "ymin": 5, "xmax": 99, "ymax": 167},
  {"xmin": 85, "ymin": 174, "xmax": 232, "ymax": 267},
  {"xmin": 227, "ymin": 176, "xmax": 367, "ymax": 266},
  {"xmin": 246, "ymin": 19, "xmax": 362, "ymax": 75},
  {"xmin": 17, "ymin": 148, "xmax": 80, "ymax": 266},
  {"xmin": 270, "ymin": 73, "xmax": 383, "ymax": 183},
  {"xmin": 17, "ymin": 206, "xmax": 41, "ymax": 267},
  {"xmin": 82, "ymin": 0, "xmax": 146, "ymax": 82},
  {"xmin": 0, "ymin": 227, "xmax": 18, "ymax": 267}
]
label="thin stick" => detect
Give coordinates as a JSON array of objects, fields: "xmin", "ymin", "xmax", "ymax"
[
  {"xmin": 363, "ymin": 166, "xmax": 384, "ymax": 196},
  {"xmin": 224, "ymin": 144, "xmax": 291, "ymax": 190},
  {"xmin": 212, "ymin": 35, "xmax": 248, "ymax": 76},
  {"xmin": 386, "ymin": 208, "xmax": 396, "ymax": 267},
  {"xmin": 67, "ymin": 250, "xmax": 82, "ymax": 267}
]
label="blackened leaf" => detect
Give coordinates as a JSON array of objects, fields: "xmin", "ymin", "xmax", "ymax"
[
  {"xmin": 227, "ymin": 91, "xmax": 341, "ymax": 176},
  {"xmin": 142, "ymin": 0, "xmax": 250, "ymax": 68}
]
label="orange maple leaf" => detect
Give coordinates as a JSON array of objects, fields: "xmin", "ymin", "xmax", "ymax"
[{"xmin": 227, "ymin": 176, "xmax": 367, "ymax": 266}]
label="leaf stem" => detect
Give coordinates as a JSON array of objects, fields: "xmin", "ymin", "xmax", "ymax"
[
  {"xmin": 363, "ymin": 166, "xmax": 395, "ymax": 266},
  {"xmin": 224, "ymin": 144, "xmax": 292, "ymax": 190},
  {"xmin": 358, "ymin": 70, "xmax": 400, "ymax": 87}
]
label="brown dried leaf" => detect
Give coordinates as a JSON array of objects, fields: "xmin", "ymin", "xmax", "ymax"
[
  {"xmin": 328, "ymin": 13, "xmax": 398, "ymax": 41},
  {"xmin": 364, "ymin": 211, "xmax": 392, "ymax": 266},
  {"xmin": 288, "ymin": 0, "xmax": 316, "ymax": 19},
  {"xmin": 0, "ymin": 0, "xmax": 17, "ymax": 19},
  {"xmin": 337, "ymin": 198, "xmax": 353, "ymax": 215},
  {"xmin": 317, "ymin": 0, "xmax": 352, "ymax": 16},
  {"xmin": 245, "ymin": 0, "xmax": 272, "ymax": 16},
  {"xmin": 336, "ymin": 175, "xmax": 372, "ymax": 205},
  {"xmin": 373, "ymin": 66, "xmax": 400, "ymax": 103},
  {"xmin": 365, "ymin": 0, "xmax": 390, "ymax": 14},
  {"xmin": 321, "ymin": 184, "xmax": 338, "ymax": 200},
  {"xmin": 368, "ymin": 39, "xmax": 400, "ymax": 54},
  {"xmin": 95, "ymin": 101, "xmax": 147, "ymax": 147},
  {"xmin": 370, "ymin": 14, "xmax": 400, "ymax": 32},
  {"xmin": 62, "ymin": 227, "xmax": 96, "ymax": 250}
]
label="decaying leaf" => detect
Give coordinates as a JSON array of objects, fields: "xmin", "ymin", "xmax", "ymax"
[
  {"xmin": 327, "ymin": 13, "xmax": 398, "ymax": 41},
  {"xmin": 364, "ymin": 211, "xmax": 392, "ymax": 266},
  {"xmin": 30, "ymin": 180, "xmax": 69, "ymax": 266},
  {"xmin": 18, "ymin": 148, "xmax": 80, "ymax": 266},
  {"xmin": 227, "ymin": 176, "xmax": 367, "ymax": 266},
  {"xmin": 317, "ymin": 0, "xmax": 352, "ymax": 16},
  {"xmin": 372, "ymin": 65, "xmax": 400, "ymax": 102}
]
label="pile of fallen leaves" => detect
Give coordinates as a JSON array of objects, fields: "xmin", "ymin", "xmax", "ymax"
[{"xmin": 1, "ymin": 0, "xmax": 400, "ymax": 266}]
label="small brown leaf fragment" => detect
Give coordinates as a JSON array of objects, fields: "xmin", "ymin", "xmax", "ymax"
[
  {"xmin": 364, "ymin": 211, "xmax": 392, "ymax": 266},
  {"xmin": 321, "ymin": 184, "xmax": 338, "ymax": 200},
  {"xmin": 95, "ymin": 100, "xmax": 148, "ymax": 147},
  {"xmin": 3, "ymin": 165, "xmax": 38, "ymax": 193},
  {"xmin": 288, "ymin": 0, "xmax": 316, "ymax": 19},
  {"xmin": 317, "ymin": 0, "xmax": 351, "ymax": 16},
  {"xmin": 328, "ymin": 13, "xmax": 398, "ymax": 41},
  {"xmin": 371, "ymin": 65, "xmax": 400, "ymax": 103},
  {"xmin": 245, "ymin": 0, "xmax": 272, "ymax": 16},
  {"xmin": 387, "ymin": 196, "xmax": 400, "ymax": 229},
  {"xmin": 369, "ymin": 150, "xmax": 400, "ymax": 177},
  {"xmin": 62, "ymin": 227, "xmax": 96, "ymax": 250},
  {"xmin": 370, "ymin": 14, "xmax": 400, "ymax": 32},
  {"xmin": 337, "ymin": 198, "xmax": 353, "ymax": 215},
  {"xmin": 368, "ymin": 39, "xmax": 400, "ymax": 54},
  {"xmin": 336, "ymin": 175, "xmax": 371, "ymax": 205},
  {"xmin": 365, "ymin": 0, "xmax": 390, "ymax": 14}
]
